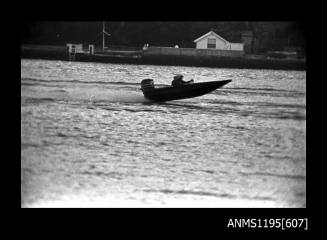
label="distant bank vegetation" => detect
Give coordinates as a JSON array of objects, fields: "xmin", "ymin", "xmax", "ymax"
[{"xmin": 22, "ymin": 22, "xmax": 305, "ymax": 55}]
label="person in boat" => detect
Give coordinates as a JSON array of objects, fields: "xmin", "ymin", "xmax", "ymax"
[{"xmin": 171, "ymin": 74, "xmax": 194, "ymax": 87}]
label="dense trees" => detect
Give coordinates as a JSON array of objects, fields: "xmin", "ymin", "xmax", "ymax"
[{"xmin": 22, "ymin": 21, "xmax": 305, "ymax": 53}]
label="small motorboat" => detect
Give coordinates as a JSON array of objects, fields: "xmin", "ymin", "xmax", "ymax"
[{"xmin": 140, "ymin": 78, "xmax": 232, "ymax": 102}]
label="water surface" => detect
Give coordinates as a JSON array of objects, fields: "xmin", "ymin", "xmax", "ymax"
[{"xmin": 21, "ymin": 59, "xmax": 306, "ymax": 207}]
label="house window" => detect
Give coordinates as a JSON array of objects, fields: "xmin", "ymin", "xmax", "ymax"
[{"xmin": 207, "ymin": 38, "xmax": 216, "ymax": 49}]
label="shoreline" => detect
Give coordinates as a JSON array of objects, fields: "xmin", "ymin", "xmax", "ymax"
[{"xmin": 21, "ymin": 44, "xmax": 306, "ymax": 71}]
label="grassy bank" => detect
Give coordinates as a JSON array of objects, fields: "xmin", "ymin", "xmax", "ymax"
[{"xmin": 21, "ymin": 45, "xmax": 306, "ymax": 71}]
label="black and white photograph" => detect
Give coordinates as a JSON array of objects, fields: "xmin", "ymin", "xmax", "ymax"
[{"xmin": 21, "ymin": 21, "xmax": 306, "ymax": 209}]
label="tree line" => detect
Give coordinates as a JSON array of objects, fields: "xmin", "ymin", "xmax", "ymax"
[{"xmin": 22, "ymin": 21, "xmax": 305, "ymax": 53}]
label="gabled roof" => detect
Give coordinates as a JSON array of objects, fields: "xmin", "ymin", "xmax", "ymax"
[{"xmin": 193, "ymin": 31, "xmax": 230, "ymax": 43}]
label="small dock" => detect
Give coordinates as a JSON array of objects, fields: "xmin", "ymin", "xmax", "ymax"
[{"xmin": 65, "ymin": 43, "xmax": 143, "ymax": 61}]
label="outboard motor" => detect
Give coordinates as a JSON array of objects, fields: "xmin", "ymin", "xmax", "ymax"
[{"xmin": 140, "ymin": 79, "xmax": 154, "ymax": 92}]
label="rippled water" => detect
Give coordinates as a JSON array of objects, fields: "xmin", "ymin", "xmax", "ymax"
[{"xmin": 21, "ymin": 59, "xmax": 306, "ymax": 207}]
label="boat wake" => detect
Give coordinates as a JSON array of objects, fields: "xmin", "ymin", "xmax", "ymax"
[
  {"xmin": 21, "ymin": 86, "xmax": 150, "ymax": 104},
  {"xmin": 21, "ymin": 77, "xmax": 151, "ymax": 104},
  {"xmin": 69, "ymin": 89, "xmax": 149, "ymax": 103}
]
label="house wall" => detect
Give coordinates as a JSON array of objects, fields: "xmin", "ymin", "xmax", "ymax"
[
  {"xmin": 196, "ymin": 35, "xmax": 230, "ymax": 50},
  {"xmin": 195, "ymin": 33, "xmax": 244, "ymax": 52},
  {"xmin": 66, "ymin": 43, "xmax": 84, "ymax": 53},
  {"xmin": 230, "ymin": 43, "xmax": 244, "ymax": 51}
]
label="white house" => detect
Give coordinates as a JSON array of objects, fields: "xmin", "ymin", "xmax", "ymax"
[
  {"xmin": 194, "ymin": 31, "xmax": 244, "ymax": 51},
  {"xmin": 66, "ymin": 43, "xmax": 84, "ymax": 53}
]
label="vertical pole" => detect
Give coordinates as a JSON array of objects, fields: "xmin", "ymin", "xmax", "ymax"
[{"xmin": 102, "ymin": 22, "xmax": 105, "ymax": 50}]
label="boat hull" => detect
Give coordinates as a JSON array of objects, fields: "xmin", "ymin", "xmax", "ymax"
[{"xmin": 142, "ymin": 79, "xmax": 232, "ymax": 102}]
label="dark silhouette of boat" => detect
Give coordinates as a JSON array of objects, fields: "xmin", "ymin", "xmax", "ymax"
[{"xmin": 140, "ymin": 79, "xmax": 232, "ymax": 102}]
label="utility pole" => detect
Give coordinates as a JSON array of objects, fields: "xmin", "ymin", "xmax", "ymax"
[
  {"xmin": 102, "ymin": 22, "xmax": 111, "ymax": 50},
  {"xmin": 102, "ymin": 22, "xmax": 105, "ymax": 50}
]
